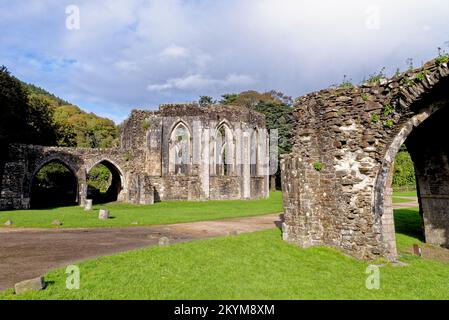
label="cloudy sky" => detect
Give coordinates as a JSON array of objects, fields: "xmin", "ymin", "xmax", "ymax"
[{"xmin": 1, "ymin": 0, "xmax": 449, "ymax": 123}]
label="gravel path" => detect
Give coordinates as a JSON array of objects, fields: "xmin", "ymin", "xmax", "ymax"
[{"xmin": 0, "ymin": 213, "xmax": 282, "ymax": 291}]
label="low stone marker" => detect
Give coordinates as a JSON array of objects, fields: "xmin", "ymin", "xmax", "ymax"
[
  {"xmin": 228, "ymin": 230, "xmax": 241, "ymax": 236},
  {"xmin": 159, "ymin": 237, "xmax": 170, "ymax": 247},
  {"xmin": 99, "ymin": 209, "xmax": 110, "ymax": 220},
  {"xmin": 413, "ymin": 244, "xmax": 423, "ymax": 257},
  {"xmin": 84, "ymin": 199, "xmax": 93, "ymax": 211},
  {"xmin": 4, "ymin": 220, "xmax": 13, "ymax": 226},
  {"xmin": 14, "ymin": 277, "xmax": 45, "ymax": 295},
  {"xmin": 52, "ymin": 220, "xmax": 62, "ymax": 226},
  {"xmin": 131, "ymin": 221, "xmax": 139, "ymax": 225}
]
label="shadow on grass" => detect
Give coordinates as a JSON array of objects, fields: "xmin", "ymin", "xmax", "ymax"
[{"xmin": 394, "ymin": 208, "xmax": 425, "ymax": 242}]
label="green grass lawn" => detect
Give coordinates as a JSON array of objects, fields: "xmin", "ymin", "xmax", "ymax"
[
  {"xmin": 2, "ymin": 206, "xmax": 449, "ymax": 300},
  {"xmin": 0, "ymin": 192, "xmax": 283, "ymax": 228},
  {"xmin": 393, "ymin": 191, "xmax": 418, "ymax": 198},
  {"xmin": 392, "ymin": 190, "xmax": 418, "ymax": 204},
  {"xmin": 392, "ymin": 197, "xmax": 414, "ymax": 204}
]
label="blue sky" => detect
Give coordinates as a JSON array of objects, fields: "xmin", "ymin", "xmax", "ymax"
[{"xmin": 1, "ymin": 0, "xmax": 449, "ymax": 123}]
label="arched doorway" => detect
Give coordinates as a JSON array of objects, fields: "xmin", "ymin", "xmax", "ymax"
[
  {"xmin": 87, "ymin": 160, "xmax": 123, "ymax": 204},
  {"xmin": 30, "ymin": 160, "xmax": 78, "ymax": 209},
  {"xmin": 376, "ymin": 80, "xmax": 449, "ymax": 258}
]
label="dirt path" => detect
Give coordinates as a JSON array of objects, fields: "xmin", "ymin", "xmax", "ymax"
[
  {"xmin": 393, "ymin": 197, "xmax": 419, "ymax": 210},
  {"xmin": 0, "ymin": 213, "xmax": 282, "ymax": 291}
]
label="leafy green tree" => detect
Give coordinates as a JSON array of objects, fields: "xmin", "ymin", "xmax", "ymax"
[
  {"xmin": 0, "ymin": 66, "xmax": 29, "ymax": 145},
  {"xmin": 199, "ymin": 96, "xmax": 215, "ymax": 107},
  {"xmin": 220, "ymin": 90, "xmax": 294, "ymax": 189},
  {"xmin": 393, "ymin": 151, "xmax": 416, "ymax": 189},
  {"xmin": 26, "ymin": 94, "xmax": 58, "ymax": 146},
  {"xmin": 220, "ymin": 93, "xmax": 240, "ymax": 105},
  {"xmin": 87, "ymin": 164, "xmax": 112, "ymax": 193}
]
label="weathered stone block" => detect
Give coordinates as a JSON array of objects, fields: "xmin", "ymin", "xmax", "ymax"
[
  {"xmin": 84, "ymin": 199, "xmax": 93, "ymax": 211},
  {"xmin": 99, "ymin": 209, "xmax": 109, "ymax": 220},
  {"xmin": 14, "ymin": 277, "xmax": 45, "ymax": 294},
  {"xmin": 158, "ymin": 237, "xmax": 170, "ymax": 246}
]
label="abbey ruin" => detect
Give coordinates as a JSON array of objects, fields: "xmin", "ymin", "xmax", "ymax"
[
  {"xmin": 281, "ymin": 58, "xmax": 449, "ymax": 261},
  {"xmin": 1, "ymin": 57, "xmax": 449, "ymax": 262},
  {"xmin": 0, "ymin": 104, "xmax": 270, "ymax": 210}
]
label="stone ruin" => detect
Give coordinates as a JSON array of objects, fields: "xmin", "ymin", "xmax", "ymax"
[
  {"xmin": 281, "ymin": 58, "xmax": 449, "ymax": 260},
  {"xmin": 2, "ymin": 56, "xmax": 448, "ymax": 262},
  {"xmin": 0, "ymin": 103, "xmax": 270, "ymax": 210}
]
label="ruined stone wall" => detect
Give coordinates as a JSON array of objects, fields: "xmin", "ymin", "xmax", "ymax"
[
  {"xmin": 282, "ymin": 58, "xmax": 449, "ymax": 260},
  {"xmin": 1, "ymin": 103, "xmax": 269, "ymax": 209},
  {"xmin": 0, "ymin": 144, "xmax": 153, "ymax": 209},
  {"xmin": 120, "ymin": 103, "xmax": 269, "ymax": 203},
  {"xmin": 209, "ymin": 176, "xmax": 242, "ymax": 200}
]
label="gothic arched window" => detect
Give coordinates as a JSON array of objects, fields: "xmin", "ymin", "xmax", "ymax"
[
  {"xmin": 169, "ymin": 122, "xmax": 191, "ymax": 175},
  {"xmin": 214, "ymin": 123, "xmax": 234, "ymax": 176}
]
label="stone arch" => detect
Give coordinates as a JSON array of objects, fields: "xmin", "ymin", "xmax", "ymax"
[
  {"xmin": 168, "ymin": 120, "xmax": 192, "ymax": 175},
  {"xmin": 86, "ymin": 159, "xmax": 125, "ymax": 203},
  {"xmin": 28, "ymin": 158, "xmax": 79, "ymax": 208},
  {"xmin": 213, "ymin": 120, "xmax": 235, "ymax": 176},
  {"xmin": 281, "ymin": 58, "xmax": 449, "ymax": 260},
  {"xmin": 374, "ymin": 86, "xmax": 449, "ymax": 258}
]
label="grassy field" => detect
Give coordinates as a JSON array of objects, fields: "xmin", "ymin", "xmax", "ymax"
[
  {"xmin": 392, "ymin": 197, "xmax": 414, "ymax": 204},
  {"xmin": 392, "ymin": 190, "xmax": 418, "ymax": 204},
  {"xmin": 0, "ymin": 192, "xmax": 283, "ymax": 228},
  {"xmin": 393, "ymin": 191, "xmax": 418, "ymax": 198},
  {"xmin": 2, "ymin": 206, "xmax": 449, "ymax": 300}
]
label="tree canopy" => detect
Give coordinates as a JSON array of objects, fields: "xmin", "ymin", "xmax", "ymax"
[{"xmin": 0, "ymin": 66, "xmax": 119, "ymax": 149}]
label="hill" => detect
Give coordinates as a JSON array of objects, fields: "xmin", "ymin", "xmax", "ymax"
[{"xmin": 0, "ymin": 66, "xmax": 119, "ymax": 149}]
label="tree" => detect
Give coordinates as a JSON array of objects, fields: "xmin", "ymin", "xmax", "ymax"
[
  {"xmin": 220, "ymin": 93, "xmax": 240, "ymax": 105},
  {"xmin": 199, "ymin": 96, "xmax": 215, "ymax": 107},
  {"xmin": 254, "ymin": 101, "xmax": 294, "ymax": 190},
  {"xmin": 220, "ymin": 90, "xmax": 294, "ymax": 189},
  {"xmin": 26, "ymin": 94, "xmax": 58, "ymax": 146},
  {"xmin": 0, "ymin": 66, "xmax": 29, "ymax": 145},
  {"xmin": 221, "ymin": 91, "xmax": 287, "ymax": 109}
]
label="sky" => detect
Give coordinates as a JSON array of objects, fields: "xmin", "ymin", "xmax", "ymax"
[{"xmin": 1, "ymin": 0, "xmax": 449, "ymax": 123}]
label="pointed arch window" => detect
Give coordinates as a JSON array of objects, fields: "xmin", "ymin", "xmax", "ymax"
[
  {"xmin": 214, "ymin": 123, "xmax": 234, "ymax": 176},
  {"xmin": 169, "ymin": 122, "xmax": 191, "ymax": 175}
]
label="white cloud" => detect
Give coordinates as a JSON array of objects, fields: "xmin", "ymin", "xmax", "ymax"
[
  {"xmin": 114, "ymin": 60, "xmax": 139, "ymax": 72},
  {"xmin": 148, "ymin": 73, "xmax": 256, "ymax": 92},
  {"xmin": 159, "ymin": 44, "xmax": 190, "ymax": 59},
  {"xmin": 1, "ymin": 0, "xmax": 449, "ymax": 123}
]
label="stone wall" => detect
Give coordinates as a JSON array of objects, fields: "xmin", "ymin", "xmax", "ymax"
[
  {"xmin": 1, "ymin": 103, "xmax": 270, "ymax": 209},
  {"xmin": 282, "ymin": 58, "xmax": 449, "ymax": 260},
  {"xmin": 120, "ymin": 103, "xmax": 270, "ymax": 203}
]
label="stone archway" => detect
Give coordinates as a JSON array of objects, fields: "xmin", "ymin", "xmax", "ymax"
[
  {"xmin": 376, "ymin": 102, "xmax": 449, "ymax": 258},
  {"xmin": 29, "ymin": 159, "xmax": 79, "ymax": 208},
  {"xmin": 86, "ymin": 159, "xmax": 125, "ymax": 204},
  {"xmin": 281, "ymin": 58, "xmax": 449, "ymax": 260}
]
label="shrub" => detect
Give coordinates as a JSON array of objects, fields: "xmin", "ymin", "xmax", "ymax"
[
  {"xmin": 383, "ymin": 104, "xmax": 395, "ymax": 117},
  {"xmin": 393, "ymin": 151, "xmax": 416, "ymax": 188},
  {"xmin": 313, "ymin": 162, "xmax": 324, "ymax": 171},
  {"xmin": 371, "ymin": 114, "xmax": 380, "ymax": 124},
  {"xmin": 384, "ymin": 119, "xmax": 394, "ymax": 128}
]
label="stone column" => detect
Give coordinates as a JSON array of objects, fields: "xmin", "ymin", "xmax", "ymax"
[
  {"xmin": 380, "ymin": 163, "xmax": 398, "ymax": 260},
  {"xmin": 242, "ymin": 130, "xmax": 251, "ymax": 199},
  {"xmin": 261, "ymin": 128, "xmax": 270, "ymax": 198},
  {"xmin": 200, "ymin": 125, "xmax": 210, "ymax": 200}
]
